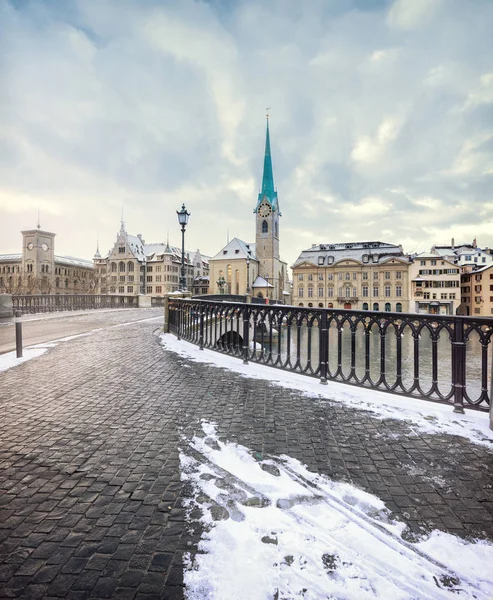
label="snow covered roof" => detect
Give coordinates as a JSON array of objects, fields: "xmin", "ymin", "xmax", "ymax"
[
  {"xmin": 0, "ymin": 254, "xmax": 22, "ymax": 262},
  {"xmin": 210, "ymin": 238, "xmax": 257, "ymax": 261},
  {"xmin": 252, "ymin": 275, "xmax": 273, "ymax": 288},
  {"xmin": 293, "ymin": 241, "xmax": 407, "ymax": 267},
  {"xmin": 55, "ymin": 255, "xmax": 94, "ymax": 269}
]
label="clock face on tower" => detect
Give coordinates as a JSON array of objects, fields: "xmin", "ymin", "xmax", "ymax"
[
  {"xmin": 41, "ymin": 243, "xmax": 49, "ymax": 252},
  {"xmin": 27, "ymin": 242, "xmax": 33, "ymax": 251},
  {"xmin": 259, "ymin": 203, "xmax": 272, "ymax": 217}
]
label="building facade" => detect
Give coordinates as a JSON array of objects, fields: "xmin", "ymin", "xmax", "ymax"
[
  {"xmin": 208, "ymin": 118, "xmax": 290, "ymax": 302},
  {"xmin": 98, "ymin": 222, "xmax": 209, "ymax": 299},
  {"xmin": 408, "ymin": 252, "xmax": 461, "ymax": 315},
  {"xmin": 292, "ymin": 241, "xmax": 410, "ymax": 311},
  {"xmin": 460, "ymin": 264, "xmax": 493, "ymax": 316},
  {"xmin": 0, "ymin": 227, "xmax": 95, "ymax": 295}
]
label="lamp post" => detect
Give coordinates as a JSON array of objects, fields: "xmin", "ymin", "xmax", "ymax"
[
  {"xmin": 176, "ymin": 204, "xmax": 190, "ymax": 291},
  {"xmin": 246, "ymin": 257, "xmax": 250, "ymax": 295}
]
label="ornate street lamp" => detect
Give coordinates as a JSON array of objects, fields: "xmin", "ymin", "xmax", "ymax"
[
  {"xmin": 217, "ymin": 275, "xmax": 226, "ymax": 294},
  {"xmin": 246, "ymin": 257, "xmax": 250, "ymax": 295},
  {"xmin": 176, "ymin": 204, "xmax": 190, "ymax": 290}
]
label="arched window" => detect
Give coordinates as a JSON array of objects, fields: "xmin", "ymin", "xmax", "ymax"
[
  {"xmin": 345, "ymin": 272, "xmax": 350, "ymax": 280},
  {"xmin": 308, "ymin": 302, "xmax": 313, "ymax": 307},
  {"xmin": 111, "ymin": 262, "xmax": 117, "ymax": 272},
  {"xmin": 275, "ymin": 221, "xmax": 278, "ymax": 237},
  {"xmin": 328, "ymin": 302, "xmax": 333, "ymax": 308},
  {"xmin": 396, "ymin": 302, "xmax": 402, "ymax": 312},
  {"xmin": 128, "ymin": 262, "xmax": 134, "ymax": 272},
  {"xmin": 373, "ymin": 302, "xmax": 379, "ymax": 311},
  {"xmin": 65, "ymin": 279, "xmax": 69, "ymax": 288},
  {"xmin": 385, "ymin": 302, "xmax": 391, "ymax": 312},
  {"xmin": 119, "ymin": 262, "xmax": 125, "ymax": 273},
  {"xmin": 362, "ymin": 302, "xmax": 369, "ymax": 310},
  {"xmin": 56, "ymin": 278, "xmax": 60, "ymax": 288},
  {"xmin": 257, "ymin": 292, "xmax": 263, "ymax": 298},
  {"xmin": 262, "ymin": 220, "xmax": 268, "ymax": 234},
  {"xmin": 318, "ymin": 303, "xmax": 323, "ymax": 308},
  {"xmin": 298, "ymin": 303, "xmax": 304, "ymax": 306}
]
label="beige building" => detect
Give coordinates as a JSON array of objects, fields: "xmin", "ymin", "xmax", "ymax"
[
  {"xmin": 460, "ymin": 264, "xmax": 493, "ymax": 316},
  {"xmin": 208, "ymin": 238, "xmax": 259, "ymax": 296},
  {"xmin": 0, "ymin": 226, "xmax": 96, "ymax": 295},
  {"xmin": 292, "ymin": 241, "xmax": 409, "ymax": 311},
  {"xmin": 409, "ymin": 252, "xmax": 461, "ymax": 315},
  {"xmin": 98, "ymin": 222, "xmax": 209, "ymax": 299}
]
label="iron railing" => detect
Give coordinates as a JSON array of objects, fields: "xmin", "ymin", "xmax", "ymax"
[
  {"xmin": 169, "ymin": 298, "xmax": 493, "ymax": 413},
  {"xmin": 12, "ymin": 294, "xmax": 137, "ymax": 314}
]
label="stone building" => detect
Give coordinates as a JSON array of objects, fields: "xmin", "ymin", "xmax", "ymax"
[
  {"xmin": 408, "ymin": 252, "xmax": 461, "ymax": 315},
  {"xmin": 0, "ymin": 226, "xmax": 95, "ymax": 295},
  {"xmin": 460, "ymin": 264, "xmax": 493, "ymax": 316},
  {"xmin": 291, "ymin": 241, "xmax": 410, "ymax": 312},
  {"xmin": 208, "ymin": 118, "xmax": 290, "ymax": 301},
  {"xmin": 98, "ymin": 222, "xmax": 209, "ymax": 299}
]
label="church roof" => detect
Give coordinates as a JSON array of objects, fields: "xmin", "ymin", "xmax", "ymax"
[
  {"xmin": 255, "ymin": 118, "xmax": 279, "ymax": 212},
  {"xmin": 210, "ymin": 238, "xmax": 257, "ymax": 261},
  {"xmin": 252, "ymin": 275, "xmax": 273, "ymax": 288}
]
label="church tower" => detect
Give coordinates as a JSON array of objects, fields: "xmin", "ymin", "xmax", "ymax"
[{"xmin": 255, "ymin": 117, "xmax": 282, "ymax": 299}]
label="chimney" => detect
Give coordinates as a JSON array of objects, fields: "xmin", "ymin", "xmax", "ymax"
[{"xmin": 451, "ymin": 238, "xmax": 454, "ymax": 250}]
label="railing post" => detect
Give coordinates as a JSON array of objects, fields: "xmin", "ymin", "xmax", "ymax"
[
  {"xmin": 163, "ymin": 295, "xmax": 170, "ymax": 333},
  {"xmin": 14, "ymin": 310, "xmax": 23, "ymax": 358},
  {"xmin": 242, "ymin": 305, "xmax": 250, "ymax": 364},
  {"xmin": 490, "ymin": 338, "xmax": 493, "ymax": 430},
  {"xmin": 199, "ymin": 306, "xmax": 204, "ymax": 350},
  {"xmin": 319, "ymin": 310, "xmax": 328, "ymax": 384},
  {"xmin": 177, "ymin": 301, "xmax": 181, "ymax": 341},
  {"xmin": 451, "ymin": 317, "xmax": 466, "ymax": 414}
]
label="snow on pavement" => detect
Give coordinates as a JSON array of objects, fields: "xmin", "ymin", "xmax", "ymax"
[
  {"xmin": 180, "ymin": 422, "xmax": 493, "ymax": 600},
  {"xmin": 0, "ymin": 316, "xmax": 163, "ymax": 373},
  {"xmin": 160, "ymin": 334, "xmax": 493, "ymax": 449}
]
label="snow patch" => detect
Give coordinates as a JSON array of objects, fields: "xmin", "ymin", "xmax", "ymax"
[
  {"xmin": 181, "ymin": 422, "xmax": 493, "ymax": 600},
  {"xmin": 160, "ymin": 335, "xmax": 493, "ymax": 449}
]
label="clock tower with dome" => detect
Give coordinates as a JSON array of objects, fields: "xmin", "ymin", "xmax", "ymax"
[{"xmin": 254, "ymin": 116, "xmax": 284, "ymax": 300}]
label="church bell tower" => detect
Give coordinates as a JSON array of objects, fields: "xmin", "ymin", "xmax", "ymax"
[{"xmin": 255, "ymin": 117, "xmax": 281, "ymax": 299}]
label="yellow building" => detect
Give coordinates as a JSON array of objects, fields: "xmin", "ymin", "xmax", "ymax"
[
  {"xmin": 292, "ymin": 241, "xmax": 409, "ymax": 311},
  {"xmin": 0, "ymin": 226, "xmax": 96, "ymax": 295}
]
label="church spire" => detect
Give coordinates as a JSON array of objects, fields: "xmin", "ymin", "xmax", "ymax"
[
  {"xmin": 256, "ymin": 115, "xmax": 279, "ymax": 211},
  {"xmin": 261, "ymin": 117, "xmax": 275, "ymax": 198}
]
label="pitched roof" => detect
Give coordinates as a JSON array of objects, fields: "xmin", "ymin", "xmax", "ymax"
[
  {"xmin": 252, "ymin": 275, "xmax": 273, "ymax": 288},
  {"xmin": 210, "ymin": 238, "xmax": 257, "ymax": 261},
  {"xmin": 293, "ymin": 241, "xmax": 407, "ymax": 267}
]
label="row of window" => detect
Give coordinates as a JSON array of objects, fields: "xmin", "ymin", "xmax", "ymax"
[
  {"xmin": 298, "ymin": 301, "xmax": 404, "ymax": 312},
  {"xmin": 317, "ymin": 254, "xmax": 383, "ymax": 266},
  {"xmin": 418, "ymin": 269, "xmax": 459, "ymax": 275},
  {"xmin": 297, "ymin": 285, "xmax": 403, "ymax": 298},
  {"xmin": 298, "ymin": 271, "xmax": 403, "ymax": 282}
]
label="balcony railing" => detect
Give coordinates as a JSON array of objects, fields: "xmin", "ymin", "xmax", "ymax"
[
  {"xmin": 12, "ymin": 294, "xmax": 137, "ymax": 314},
  {"xmin": 168, "ymin": 299, "xmax": 493, "ymax": 413}
]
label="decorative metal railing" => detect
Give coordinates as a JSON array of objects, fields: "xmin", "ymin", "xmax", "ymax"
[
  {"xmin": 169, "ymin": 298, "xmax": 493, "ymax": 413},
  {"xmin": 12, "ymin": 294, "xmax": 136, "ymax": 314}
]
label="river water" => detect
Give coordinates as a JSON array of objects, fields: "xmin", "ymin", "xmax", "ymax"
[{"xmin": 259, "ymin": 321, "xmax": 492, "ymax": 406}]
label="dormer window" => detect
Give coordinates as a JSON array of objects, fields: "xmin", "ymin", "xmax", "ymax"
[
  {"xmin": 362, "ymin": 254, "xmax": 369, "ymax": 263},
  {"xmin": 223, "ymin": 250, "xmax": 227, "ymax": 255},
  {"xmin": 318, "ymin": 256, "xmax": 325, "ymax": 265},
  {"xmin": 372, "ymin": 254, "xmax": 379, "ymax": 263},
  {"xmin": 327, "ymin": 256, "xmax": 334, "ymax": 264},
  {"xmin": 235, "ymin": 249, "xmax": 239, "ymax": 254}
]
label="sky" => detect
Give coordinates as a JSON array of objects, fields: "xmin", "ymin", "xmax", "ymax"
[{"xmin": 1, "ymin": 0, "xmax": 493, "ymax": 270}]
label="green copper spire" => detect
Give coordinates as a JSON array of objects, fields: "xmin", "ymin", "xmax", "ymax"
[{"xmin": 256, "ymin": 117, "xmax": 279, "ymax": 211}]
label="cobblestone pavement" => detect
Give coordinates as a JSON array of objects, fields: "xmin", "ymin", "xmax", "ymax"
[{"xmin": 0, "ymin": 316, "xmax": 492, "ymax": 599}]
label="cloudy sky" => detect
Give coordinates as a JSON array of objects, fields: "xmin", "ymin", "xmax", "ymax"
[{"xmin": 1, "ymin": 0, "xmax": 492, "ymax": 269}]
